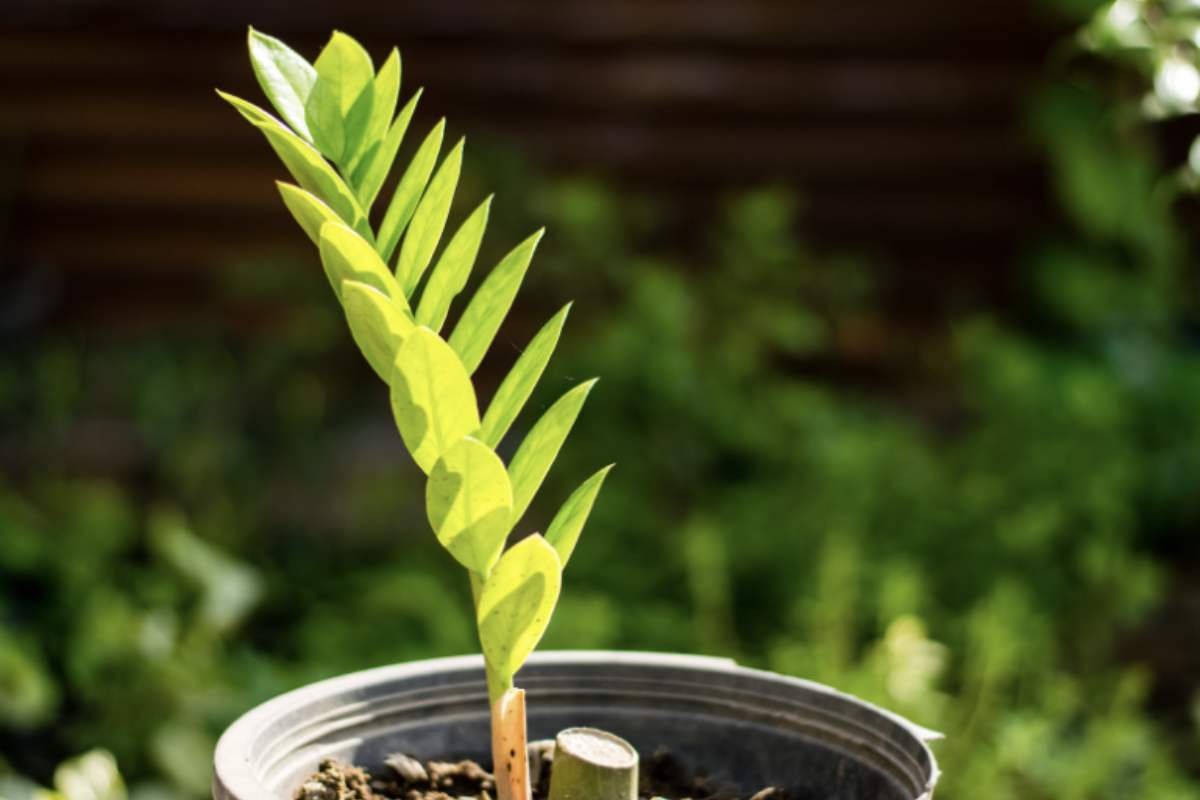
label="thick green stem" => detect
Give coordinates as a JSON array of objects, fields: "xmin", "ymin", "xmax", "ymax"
[
  {"xmin": 470, "ymin": 570, "xmax": 485, "ymax": 607},
  {"xmin": 470, "ymin": 571, "xmax": 513, "ymax": 705},
  {"xmin": 486, "ymin": 665, "xmax": 514, "ymax": 705}
]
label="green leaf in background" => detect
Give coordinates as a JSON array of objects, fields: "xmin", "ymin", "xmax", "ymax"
[
  {"xmin": 396, "ymin": 138, "xmax": 465, "ymax": 297},
  {"xmin": 477, "ymin": 535, "xmax": 561, "ymax": 682},
  {"xmin": 352, "ymin": 89, "xmax": 422, "ymax": 213},
  {"xmin": 342, "ymin": 280, "xmax": 415, "ymax": 381},
  {"xmin": 448, "ymin": 229, "xmax": 544, "ymax": 374},
  {"xmin": 377, "ymin": 119, "xmax": 446, "ymax": 263},
  {"xmin": 277, "ymin": 182, "xmax": 342, "ymax": 245},
  {"xmin": 0, "ymin": 629, "xmax": 58, "ymax": 729},
  {"xmin": 52, "ymin": 750, "xmax": 126, "ymax": 800},
  {"xmin": 426, "ymin": 436, "xmax": 513, "ymax": 573},
  {"xmin": 415, "ymin": 195, "xmax": 492, "ymax": 331},
  {"xmin": 247, "ymin": 27, "xmax": 316, "ymax": 142},
  {"xmin": 478, "ymin": 303, "xmax": 571, "ymax": 448},
  {"xmin": 347, "ymin": 47, "xmax": 400, "ymax": 177},
  {"xmin": 218, "ymin": 91, "xmax": 367, "ymax": 232},
  {"xmin": 305, "ymin": 31, "xmax": 375, "ymax": 164},
  {"xmin": 150, "ymin": 510, "xmax": 262, "ymax": 634},
  {"xmin": 544, "ymin": 465, "xmax": 613, "ymax": 568},
  {"xmin": 507, "ymin": 379, "xmax": 597, "ymax": 524},
  {"xmin": 390, "ymin": 327, "xmax": 481, "ymax": 473},
  {"xmin": 319, "ymin": 221, "xmax": 401, "ymax": 301}
]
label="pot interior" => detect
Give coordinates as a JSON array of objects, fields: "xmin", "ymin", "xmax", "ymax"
[{"xmin": 215, "ymin": 652, "xmax": 939, "ymax": 800}]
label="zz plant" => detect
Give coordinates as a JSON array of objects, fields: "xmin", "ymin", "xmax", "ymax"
[{"xmin": 220, "ymin": 28, "xmax": 613, "ymax": 800}]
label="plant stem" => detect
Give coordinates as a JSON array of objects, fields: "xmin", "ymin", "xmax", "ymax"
[
  {"xmin": 471, "ymin": 572, "xmax": 525, "ymax": 800},
  {"xmin": 470, "ymin": 571, "xmax": 484, "ymax": 607},
  {"xmin": 491, "ymin": 687, "xmax": 531, "ymax": 800},
  {"xmin": 485, "ymin": 666, "xmax": 514, "ymax": 706}
]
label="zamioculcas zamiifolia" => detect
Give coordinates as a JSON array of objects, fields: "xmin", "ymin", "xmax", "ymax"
[{"xmin": 220, "ymin": 28, "xmax": 613, "ymax": 800}]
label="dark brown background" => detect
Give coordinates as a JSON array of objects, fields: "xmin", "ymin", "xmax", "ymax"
[{"xmin": 0, "ymin": 1, "xmax": 1059, "ymax": 330}]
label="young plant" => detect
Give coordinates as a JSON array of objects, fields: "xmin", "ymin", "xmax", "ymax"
[{"xmin": 219, "ymin": 28, "xmax": 613, "ymax": 800}]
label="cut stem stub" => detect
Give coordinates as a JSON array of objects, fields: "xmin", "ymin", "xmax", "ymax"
[
  {"xmin": 491, "ymin": 688, "xmax": 531, "ymax": 800},
  {"xmin": 548, "ymin": 727, "xmax": 639, "ymax": 800}
]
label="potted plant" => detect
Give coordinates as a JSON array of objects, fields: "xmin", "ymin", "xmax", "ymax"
[{"xmin": 212, "ymin": 29, "xmax": 941, "ymax": 800}]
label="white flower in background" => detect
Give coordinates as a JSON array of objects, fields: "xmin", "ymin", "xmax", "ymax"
[{"xmin": 1155, "ymin": 56, "xmax": 1200, "ymax": 110}]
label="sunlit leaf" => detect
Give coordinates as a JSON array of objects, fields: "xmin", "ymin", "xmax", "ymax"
[
  {"xmin": 347, "ymin": 47, "xmax": 400, "ymax": 177},
  {"xmin": 218, "ymin": 91, "xmax": 367, "ymax": 233},
  {"xmin": 427, "ymin": 436, "xmax": 513, "ymax": 573},
  {"xmin": 277, "ymin": 182, "xmax": 341, "ymax": 245},
  {"xmin": 415, "ymin": 195, "xmax": 492, "ymax": 331},
  {"xmin": 342, "ymin": 280, "xmax": 415, "ymax": 380},
  {"xmin": 247, "ymin": 27, "xmax": 316, "ymax": 142},
  {"xmin": 319, "ymin": 221, "xmax": 401, "ymax": 301},
  {"xmin": 352, "ymin": 89, "xmax": 421, "ymax": 213},
  {"xmin": 508, "ymin": 379, "xmax": 597, "ymax": 525},
  {"xmin": 544, "ymin": 465, "xmax": 612, "ymax": 568},
  {"xmin": 477, "ymin": 535, "xmax": 561, "ymax": 681},
  {"xmin": 448, "ymin": 229, "xmax": 544, "ymax": 374},
  {"xmin": 396, "ymin": 138, "xmax": 465, "ymax": 297},
  {"xmin": 305, "ymin": 31, "xmax": 375, "ymax": 164},
  {"xmin": 377, "ymin": 119, "xmax": 445, "ymax": 263},
  {"xmin": 478, "ymin": 303, "xmax": 570, "ymax": 448},
  {"xmin": 390, "ymin": 327, "xmax": 480, "ymax": 473}
]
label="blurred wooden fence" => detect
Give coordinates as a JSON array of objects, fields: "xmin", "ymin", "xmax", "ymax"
[{"xmin": 0, "ymin": 0, "xmax": 1058, "ymax": 328}]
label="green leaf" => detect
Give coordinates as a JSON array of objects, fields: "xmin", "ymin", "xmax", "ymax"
[
  {"xmin": 247, "ymin": 27, "xmax": 316, "ymax": 141},
  {"xmin": 305, "ymin": 31, "xmax": 374, "ymax": 164},
  {"xmin": 396, "ymin": 138, "xmax": 465, "ymax": 297},
  {"xmin": 507, "ymin": 379, "xmax": 597, "ymax": 525},
  {"xmin": 347, "ymin": 47, "xmax": 400, "ymax": 177},
  {"xmin": 52, "ymin": 750, "xmax": 126, "ymax": 800},
  {"xmin": 390, "ymin": 327, "xmax": 481, "ymax": 474},
  {"xmin": 319, "ymin": 221, "xmax": 402, "ymax": 301},
  {"xmin": 448, "ymin": 229, "xmax": 544, "ymax": 375},
  {"xmin": 277, "ymin": 182, "xmax": 340, "ymax": 245},
  {"xmin": 415, "ymin": 195, "xmax": 492, "ymax": 331},
  {"xmin": 377, "ymin": 119, "xmax": 445, "ymax": 263},
  {"xmin": 544, "ymin": 464, "xmax": 613, "ymax": 568},
  {"xmin": 477, "ymin": 535, "xmax": 561, "ymax": 682},
  {"xmin": 218, "ymin": 91, "xmax": 368, "ymax": 234},
  {"xmin": 352, "ymin": 88, "xmax": 421, "ymax": 213},
  {"xmin": 478, "ymin": 303, "xmax": 570, "ymax": 448},
  {"xmin": 426, "ymin": 436, "xmax": 513, "ymax": 573},
  {"xmin": 342, "ymin": 280, "xmax": 415, "ymax": 380}
]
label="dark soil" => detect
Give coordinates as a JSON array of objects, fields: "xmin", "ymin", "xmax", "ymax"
[{"xmin": 294, "ymin": 748, "xmax": 784, "ymax": 800}]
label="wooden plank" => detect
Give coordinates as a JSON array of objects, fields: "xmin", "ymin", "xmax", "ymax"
[
  {"xmin": 2, "ymin": 1, "xmax": 1053, "ymax": 53},
  {"xmin": 0, "ymin": 1, "xmax": 1057, "ymax": 327}
]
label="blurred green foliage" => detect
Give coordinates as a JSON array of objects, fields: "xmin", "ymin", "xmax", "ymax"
[{"xmin": 4, "ymin": 8, "xmax": 1200, "ymax": 799}]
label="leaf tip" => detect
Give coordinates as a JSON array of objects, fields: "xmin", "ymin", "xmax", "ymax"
[{"xmin": 522, "ymin": 227, "xmax": 547, "ymax": 252}]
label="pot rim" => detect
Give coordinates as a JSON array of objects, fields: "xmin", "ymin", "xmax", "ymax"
[{"xmin": 214, "ymin": 650, "xmax": 941, "ymax": 800}]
